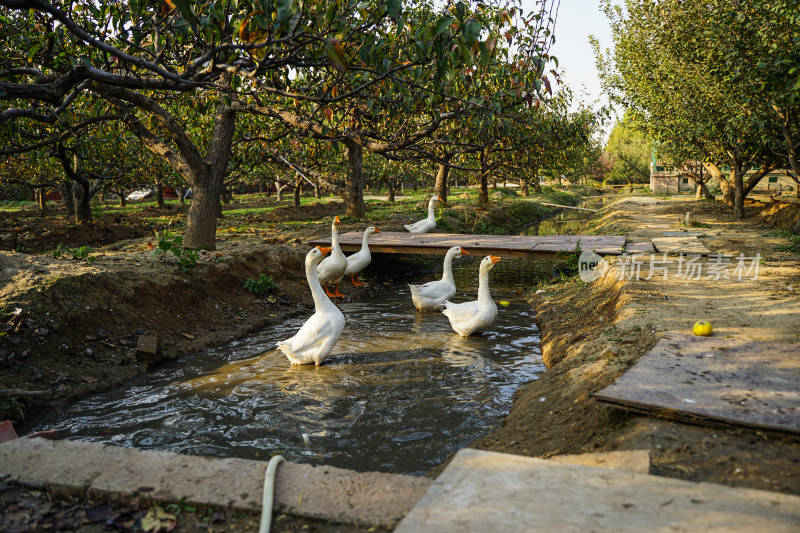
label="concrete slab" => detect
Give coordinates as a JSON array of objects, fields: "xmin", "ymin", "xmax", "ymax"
[
  {"xmin": 0, "ymin": 438, "xmax": 430, "ymax": 528},
  {"xmin": 624, "ymin": 242, "xmax": 656, "ymax": 254},
  {"xmin": 652, "ymin": 236, "xmax": 713, "ymax": 255},
  {"xmin": 395, "ymin": 448, "xmax": 800, "ymax": 533},
  {"xmin": 550, "ymin": 450, "xmax": 650, "ymax": 474},
  {"xmin": 662, "ymin": 231, "xmax": 707, "ymax": 237}
]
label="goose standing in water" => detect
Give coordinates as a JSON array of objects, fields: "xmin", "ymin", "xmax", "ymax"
[
  {"xmin": 345, "ymin": 226, "xmax": 381, "ymax": 286},
  {"xmin": 277, "ymin": 246, "xmax": 345, "ymax": 365},
  {"xmin": 404, "ymin": 195, "xmax": 443, "ymax": 234},
  {"xmin": 409, "ymin": 246, "xmax": 469, "ymax": 311},
  {"xmin": 442, "ymin": 255, "xmax": 501, "ymax": 336},
  {"xmin": 317, "ymin": 216, "xmax": 348, "ymax": 298}
]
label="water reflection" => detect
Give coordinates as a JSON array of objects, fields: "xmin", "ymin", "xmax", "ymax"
[
  {"xmin": 525, "ymin": 196, "xmax": 612, "ymax": 236},
  {"xmin": 24, "ymin": 262, "xmax": 545, "ymax": 475}
]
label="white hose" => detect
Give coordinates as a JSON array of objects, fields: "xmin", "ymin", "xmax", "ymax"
[{"xmin": 258, "ymin": 455, "xmax": 286, "ymax": 533}]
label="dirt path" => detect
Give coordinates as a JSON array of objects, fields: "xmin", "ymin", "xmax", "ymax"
[{"xmin": 471, "ymin": 195, "xmax": 800, "ymax": 495}]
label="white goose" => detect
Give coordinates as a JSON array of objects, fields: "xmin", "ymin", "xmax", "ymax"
[
  {"xmin": 277, "ymin": 246, "xmax": 345, "ymax": 365},
  {"xmin": 442, "ymin": 255, "xmax": 501, "ymax": 337},
  {"xmin": 409, "ymin": 246, "xmax": 469, "ymax": 311},
  {"xmin": 316, "ymin": 216, "xmax": 348, "ymax": 298},
  {"xmin": 344, "ymin": 226, "xmax": 381, "ymax": 286},
  {"xmin": 404, "ymin": 195, "xmax": 443, "ymax": 234}
]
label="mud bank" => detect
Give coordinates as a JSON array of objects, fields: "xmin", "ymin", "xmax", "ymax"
[
  {"xmin": 0, "ymin": 244, "xmax": 313, "ymax": 419},
  {"xmin": 471, "ymin": 196, "xmax": 800, "ymax": 495}
]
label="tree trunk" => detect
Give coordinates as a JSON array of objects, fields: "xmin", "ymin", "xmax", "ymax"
[
  {"xmin": 73, "ymin": 181, "xmax": 92, "ymax": 223},
  {"xmin": 276, "ymin": 182, "xmax": 287, "ymax": 201},
  {"xmin": 116, "ymin": 189, "xmax": 126, "ymax": 207},
  {"xmin": 36, "ymin": 188, "xmax": 46, "ymax": 216},
  {"xmin": 434, "ymin": 157, "xmax": 451, "ymax": 205},
  {"xmin": 63, "ymin": 181, "xmax": 75, "ymax": 217},
  {"xmin": 177, "ymin": 187, "xmax": 185, "ymax": 205},
  {"xmin": 183, "ymin": 104, "xmax": 236, "ymax": 250},
  {"xmin": 293, "ymin": 173, "xmax": 302, "ymax": 207},
  {"xmin": 184, "ymin": 179, "xmax": 220, "ymax": 249},
  {"xmin": 703, "ymin": 162, "xmax": 733, "ymax": 205},
  {"xmin": 314, "ymin": 185, "xmax": 321, "ymax": 199},
  {"xmin": 478, "ymin": 148, "xmax": 490, "ymax": 206},
  {"xmin": 156, "ymin": 177, "xmax": 164, "ymax": 208},
  {"xmin": 220, "ymin": 182, "xmax": 230, "ymax": 205},
  {"xmin": 344, "ymin": 140, "xmax": 365, "ymax": 218},
  {"xmin": 386, "ymin": 179, "xmax": 395, "ymax": 202},
  {"xmin": 732, "ymin": 160, "xmax": 745, "ymax": 220},
  {"xmin": 519, "ymin": 177, "xmax": 529, "ymax": 197}
]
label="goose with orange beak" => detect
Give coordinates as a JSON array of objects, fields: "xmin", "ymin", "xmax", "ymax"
[
  {"xmin": 442, "ymin": 255, "xmax": 501, "ymax": 337},
  {"xmin": 344, "ymin": 226, "xmax": 381, "ymax": 286},
  {"xmin": 409, "ymin": 246, "xmax": 469, "ymax": 311},
  {"xmin": 278, "ymin": 246, "xmax": 345, "ymax": 365},
  {"xmin": 404, "ymin": 195, "xmax": 443, "ymax": 234},
  {"xmin": 317, "ymin": 216, "xmax": 348, "ymax": 298}
]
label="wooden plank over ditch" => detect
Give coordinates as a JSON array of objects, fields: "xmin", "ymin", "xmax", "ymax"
[
  {"xmin": 594, "ymin": 332, "xmax": 800, "ymax": 435},
  {"xmin": 310, "ymin": 232, "xmax": 627, "ymax": 258},
  {"xmin": 395, "ymin": 448, "xmax": 800, "ymax": 533}
]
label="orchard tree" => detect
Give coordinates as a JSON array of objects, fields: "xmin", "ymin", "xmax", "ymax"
[
  {"xmin": 0, "ymin": 0, "xmax": 551, "ymax": 247},
  {"xmin": 595, "ymin": 0, "xmax": 787, "ymax": 218},
  {"xmin": 604, "ymin": 113, "xmax": 650, "ymax": 184}
]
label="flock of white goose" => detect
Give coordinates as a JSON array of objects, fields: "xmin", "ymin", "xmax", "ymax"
[{"xmin": 277, "ymin": 195, "xmax": 503, "ymax": 366}]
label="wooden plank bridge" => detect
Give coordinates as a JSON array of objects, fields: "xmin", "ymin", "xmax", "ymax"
[{"xmin": 310, "ymin": 231, "xmax": 632, "ymax": 258}]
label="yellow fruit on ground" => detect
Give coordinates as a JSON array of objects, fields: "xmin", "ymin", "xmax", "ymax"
[
  {"xmin": 499, "ymin": 301, "xmax": 510, "ymax": 306},
  {"xmin": 693, "ymin": 320, "xmax": 713, "ymax": 336}
]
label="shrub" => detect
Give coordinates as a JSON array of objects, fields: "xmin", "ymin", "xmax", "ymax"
[{"xmin": 244, "ymin": 274, "xmax": 277, "ymax": 295}]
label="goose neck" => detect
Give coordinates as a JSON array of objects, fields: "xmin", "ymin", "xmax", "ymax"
[
  {"xmin": 441, "ymin": 252, "xmax": 456, "ymax": 282},
  {"xmin": 427, "ymin": 199, "xmax": 437, "ymax": 219},
  {"xmin": 307, "ymin": 259, "xmax": 334, "ymax": 311},
  {"xmin": 360, "ymin": 231, "xmax": 372, "ymax": 252},
  {"xmin": 477, "ymin": 268, "xmax": 492, "ymax": 302}
]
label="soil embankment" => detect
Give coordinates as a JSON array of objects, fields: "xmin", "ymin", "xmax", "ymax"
[{"xmin": 472, "ymin": 196, "xmax": 800, "ymax": 495}]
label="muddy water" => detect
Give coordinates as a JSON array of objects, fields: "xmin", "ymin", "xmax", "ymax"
[
  {"xmin": 525, "ymin": 197, "xmax": 611, "ymax": 236},
  {"xmin": 24, "ymin": 259, "xmax": 545, "ymax": 475}
]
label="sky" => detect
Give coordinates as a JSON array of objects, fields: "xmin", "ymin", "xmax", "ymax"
[{"xmin": 521, "ymin": 0, "xmax": 619, "ymax": 137}]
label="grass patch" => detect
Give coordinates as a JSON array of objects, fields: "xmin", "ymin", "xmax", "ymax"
[{"xmin": 767, "ymin": 229, "xmax": 800, "ymax": 253}]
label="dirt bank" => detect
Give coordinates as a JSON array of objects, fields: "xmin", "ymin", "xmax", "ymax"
[{"xmin": 472, "ymin": 195, "xmax": 800, "ymax": 495}]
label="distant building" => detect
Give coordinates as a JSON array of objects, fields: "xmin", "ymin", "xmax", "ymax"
[
  {"xmin": 649, "ymin": 153, "xmax": 795, "ymax": 195},
  {"xmin": 649, "ymin": 157, "xmax": 694, "ymax": 194}
]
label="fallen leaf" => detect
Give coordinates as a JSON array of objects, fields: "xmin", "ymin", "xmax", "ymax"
[
  {"xmin": 82, "ymin": 376, "xmax": 98, "ymax": 383},
  {"xmin": 180, "ymin": 333, "xmax": 195, "ymax": 339},
  {"xmin": 139, "ymin": 505, "xmax": 176, "ymax": 533}
]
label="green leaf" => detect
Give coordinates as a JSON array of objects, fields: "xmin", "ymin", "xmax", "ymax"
[
  {"xmin": 325, "ymin": 2, "xmax": 337, "ymax": 25},
  {"xmin": 324, "ymin": 40, "xmax": 348, "ymax": 72},
  {"xmin": 172, "ymin": 0, "xmax": 199, "ymax": 24},
  {"xmin": 455, "ymin": 2, "xmax": 466, "ymax": 22},
  {"xmin": 463, "ymin": 19, "xmax": 480, "ymax": 46},
  {"xmin": 435, "ymin": 15, "xmax": 455, "ymax": 37},
  {"xmin": 27, "ymin": 44, "xmax": 42, "ymax": 63},
  {"xmin": 387, "ymin": 0, "xmax": 402, "ymax": 22}
]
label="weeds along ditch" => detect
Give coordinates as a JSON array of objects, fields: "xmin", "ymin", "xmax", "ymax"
[{"xmin": 22, "ymin": 254, "xmax": 562, "ymax": 476}]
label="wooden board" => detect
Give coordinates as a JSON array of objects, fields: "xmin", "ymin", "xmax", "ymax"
[
  {"xmin": 394, "ymin": 448, "xmax": 800, "ymax": 533},
  {"xmin": 652, "ymin": 236, "xmax": 714, "ymax": 255},
  {"xmin": 594, "ymin": 332, "xmax": 800, "ymax": 435},
  {"xmin": 310, "ymin": 232, "xmax": 627, "ymax": 257}
]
